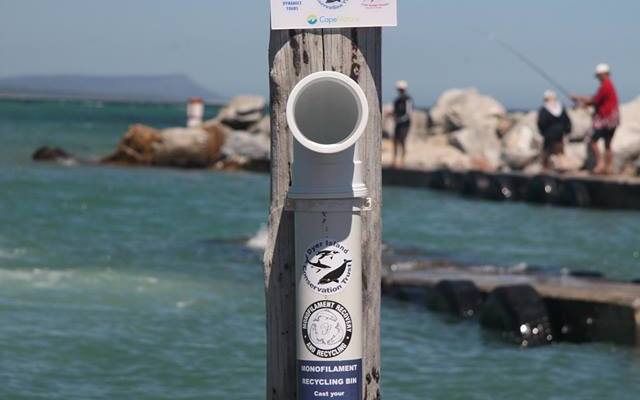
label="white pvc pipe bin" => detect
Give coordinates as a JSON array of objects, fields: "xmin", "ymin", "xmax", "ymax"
[{"xmin": 287, "ymin": 71, "xmax": 368, "ymax": 400}]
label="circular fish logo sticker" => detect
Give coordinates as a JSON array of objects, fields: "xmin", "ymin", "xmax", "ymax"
[
  {"xmin": 317, "ymin": 0, "xmax": 348, "ymax": 10},
  {"xmin": 302, "ymin": 239, "xmax": 352, "ymax": 295},
  {"xmin": 301, "ymin": 300, "xmax": 353, "ymax": 358}
]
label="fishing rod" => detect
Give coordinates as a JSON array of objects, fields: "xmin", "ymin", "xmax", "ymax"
[
  {"xmin": 468, "ymin": 27, "xmax": 573, "ymax": 100},
  {"xmin": 489, "ymin": 34, "xmax": 573, "ymax": 100}
]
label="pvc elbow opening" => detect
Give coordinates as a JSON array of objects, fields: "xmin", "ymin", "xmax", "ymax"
[{"xmin": 287, "ymin": 71, "xmax": 368, "ymax": 154}]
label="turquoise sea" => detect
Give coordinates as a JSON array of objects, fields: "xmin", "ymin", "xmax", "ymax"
[{"xmin": 0, "ymin": 100, "xmax": 639, "ymax": 399}]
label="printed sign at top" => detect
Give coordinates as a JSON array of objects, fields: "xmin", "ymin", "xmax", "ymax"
[{"xmin": 270, "ymin": 0, "xmax": 397, "ymax": 30}]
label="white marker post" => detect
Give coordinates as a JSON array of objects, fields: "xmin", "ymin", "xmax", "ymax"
[
  {"xmin": 287, "ymin": 72, "xmax": 369, "ymax": 400},
  {"xmin": 186, "ymin": 97, "xmax": 204, "ymax": 127}
]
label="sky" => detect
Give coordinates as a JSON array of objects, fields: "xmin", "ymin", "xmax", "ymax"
[{"xmin": 1, "ymin": 0, "xmax": 639, "ymax": 109}]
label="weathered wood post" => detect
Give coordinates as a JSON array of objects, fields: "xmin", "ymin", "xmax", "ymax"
[{"xmin": 265, "ymin": 28, "xmax": 382, "ymax": 399}]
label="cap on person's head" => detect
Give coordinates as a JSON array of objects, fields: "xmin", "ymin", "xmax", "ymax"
[
  {"xmin": 543, "ymin": 90, "xmax": 556, "ymax": 100},
  {"xmin": 595, "ymin": 63, "xmax": 610, "ymax": 75},
  {"xmin": 396, "ymin": 80, "xmax": 408, "ymax": 90}
]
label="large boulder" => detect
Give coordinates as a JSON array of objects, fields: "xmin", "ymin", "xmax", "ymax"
[
  {"xmin": 429, "ymin": 89, "xmax": 506, "ymax": 170},
  {"xmin": 249, "ymin": 115, "xmax": 270, "ymax": 137},
  {"xmin": 450, "ymin": 128, "xmax": 502, "ymax": 170},
  {"xmin": 152, "ymin": 126, "xmax": 224, "ymax": 168},
  {"xmin": 566, "ymin": 108, "xmax": 592, "ymax": 142},
  {"xmin": 410, "ymin": 109, "xmax": 430, "ymax": 138},
  {"xmin": 103, "ymin": 122, "xmax": 226, "ymax": 168},
  {"xmin": 415, "ymin": 134, "xmax": 472, "ymax": 170},
  {"xmin": 216, "ymin": 95, "xmax": 266, "ymax": 130},
  {"xmin": 381, "ymin": 133, "xmax": 471, "ymax": 170},
  {"xmin": 382, "ymin": 104, "xmax": 395, "ymax": 138},
  {"xmin": 501, "ymin": 111, "xmax": 542, "ymax": 170},
  {"xmin": 556, "ymin": 142, "xmax": 588, "ymax": 172},
  {"xmin": 102, "ymin": 124, "xmax": 162, "ymax": 165},
  {"xmin": 420, "ymin": 136, "xmax": 471, "ymax": 170},
  {"xmin": 430, "ymin": 88, "xmax": 506, "ymax": 133},
  {"xmin": 612, "ymin": 97, "xmax": 640, "ymax": 174},
  {"xmin": 222, "ymin": 130, "xmax": 270, "ymax": 161}
]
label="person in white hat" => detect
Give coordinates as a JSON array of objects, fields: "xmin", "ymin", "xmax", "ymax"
[
  {"xmin": 392, "ymin": 80, "xmax": 413, "ymax": 167},
  {"xmin": 537, "ymin": 90, "xmax": 572, "ymax": 170},
  {"xmin": 571, "ymin": 63, "xmax": 620, "ymax": 174}
]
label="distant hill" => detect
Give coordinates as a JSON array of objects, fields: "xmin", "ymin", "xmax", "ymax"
[{"xmin": 0, "ymin": 74, "xmax": 224, "ymax": 104}]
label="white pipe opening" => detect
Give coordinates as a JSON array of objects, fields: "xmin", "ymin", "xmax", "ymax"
[
  {"xmin": 287, "ymin": 71, "xmax": 368, "ymax": 154},
  {"xmin": 287, "ymin": 71, "xmax": 368, "ymax": 199}
]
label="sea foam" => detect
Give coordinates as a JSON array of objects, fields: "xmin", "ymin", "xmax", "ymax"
[
  {"xmin": 0, "ymin": 247, "xmax": 27, "ymax": 260},
  {"xmin": 246, "ymin": 225, "xmax": 268, "ymax": 251},
  {"xmin": 0, "ymin": 268, "xmax": 72, "ymax": 288}
]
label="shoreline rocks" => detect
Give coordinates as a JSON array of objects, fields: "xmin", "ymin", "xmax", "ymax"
[
  {"xmin": 100, "ymin": 95, "xmax": 270, "ymax": 170},
  {"xmin": 32, "ymin": 146, "xmax": 76, "ymax": 165},
  {"xmin": 33, "ymin": 90, "xmax": 640, "ymax": 178},
  {"xmin": 383, "ymin": 88, "xmax": 640, "ymax": 177}
]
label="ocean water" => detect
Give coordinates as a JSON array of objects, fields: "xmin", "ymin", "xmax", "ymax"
[{"xmin": 0, "ymin": 100, "xmax": 639, "ymax": 399}]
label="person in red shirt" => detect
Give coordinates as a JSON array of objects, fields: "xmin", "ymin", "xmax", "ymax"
[{"xmin": 571, "ymin": 63, "xmax": 620, "ymax": 174}]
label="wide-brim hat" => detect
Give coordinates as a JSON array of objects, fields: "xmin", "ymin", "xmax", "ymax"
[
  {"xmin": 395, "ymin": 80, "xmax": 408, "ymax": 90},
  {"xmin": 595, "ymin": 63, "xmax": 610, "ymax": 74}
]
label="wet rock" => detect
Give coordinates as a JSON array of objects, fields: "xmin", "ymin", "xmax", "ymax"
[
  {"xmin": 32, "ymin": 146, "xmax": 73, "ymax": 163},
  {"xmin": 546, "ymin": 299, "xmax": 636, "ymax": 345},
  {"xmin": 460, "ymin": 171, "xmax": 518, "ymax": 201},
  {"xmin": 386, "ymin": 285, "xmax": 428, "ymax": 303},
  {"xmin": 426, "ymin": 280, "xmax": 483, "ymax": 318},
  {"xmin": 568, "ymin": 270, "xmax": 605, "ymax": 279},
  {"xmin": 479, "ymin": 284, "xmax": 553, "ymax": 346}
]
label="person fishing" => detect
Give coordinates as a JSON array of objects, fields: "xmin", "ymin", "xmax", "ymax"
[
  {"xmin": 537, "ymin": 90, "xmax": 572, "ymax": 170},
  {"xmin": 571, "ymin": 64, "xmax": 620, "ymax": 174},
  {"xmin": 392, "ymin": 80, "xmax": 412, "ymax": 168}
]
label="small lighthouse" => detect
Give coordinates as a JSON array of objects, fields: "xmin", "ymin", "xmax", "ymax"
[{"xmin": 186, "ymin": 97, "xmax": 205, "ymax": 127}]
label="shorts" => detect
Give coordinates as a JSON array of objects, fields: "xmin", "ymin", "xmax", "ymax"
[
  {"xmin": 591, "ymin": 127, "xmax": 616, "ymax": 147},
  {"xmin": 394, "ymin": 121, "xmax": 411, "ymax": 145},
  {"xmin": 543, "ymin": 137, "xmax": 562, "ymax": 151}
]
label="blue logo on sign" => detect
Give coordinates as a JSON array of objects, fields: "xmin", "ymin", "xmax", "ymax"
[{"xmin": 307, "ymin": 14, "xmax": 318, "ymax": 25}]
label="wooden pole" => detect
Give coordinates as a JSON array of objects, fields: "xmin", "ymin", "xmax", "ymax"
[{"xmin": 265, "ymin": 28, "xmax": 382, "ymax": 400}]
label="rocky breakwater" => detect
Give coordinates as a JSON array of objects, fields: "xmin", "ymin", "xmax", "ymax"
[
  {"xmin": 383, "ymin": 88, "xmax": 640, "ymax": 177},
  {"xmin": 101, "ymin": 95, "xmax": 270, "ymax": 170}
]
